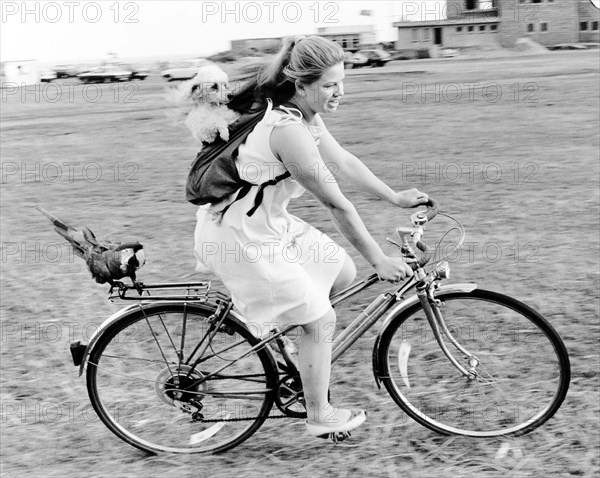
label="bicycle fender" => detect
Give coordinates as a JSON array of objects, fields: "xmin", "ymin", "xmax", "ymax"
[
  {"xmin": 76, "ymin": 301, "xmax": 242, "ymax": 376},
  {"xmin": 77, "ymin": 302, "xmax": 143, "ymax": 376},
  {"xmin": 371, "ymin": 283, "xmax": 477, "ymax": 387}
]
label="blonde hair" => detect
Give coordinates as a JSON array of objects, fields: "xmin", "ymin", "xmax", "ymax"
[
  {"xmin": 227, "ymin": 36, "xmax": 345, "ymax": 112},
  {"xmin": 257, "ymin": 36, "xmax": 345, "ymax": 105}
]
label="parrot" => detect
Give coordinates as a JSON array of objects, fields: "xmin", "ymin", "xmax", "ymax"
[{"xmin": 37, "ymin": 207, "xmax": 145, "ymax": 291}]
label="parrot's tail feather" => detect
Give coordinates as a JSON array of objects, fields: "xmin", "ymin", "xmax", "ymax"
[
  {"xmin": 37, "ymin": 207, "xmax": 89, "ymax": 259},
  {"xmin": 55, "ymin": 230, "xmax": 87, "ymax": 258},
  {"xmin": 82, "ymin": 227, "xmax": 99, "ymax": 246},
  {"xmin": 36, "ymin": 206, "xmax": 72, "ymax": 232}
]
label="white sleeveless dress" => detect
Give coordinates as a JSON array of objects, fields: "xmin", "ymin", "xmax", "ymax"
[{"xmin": 193, "ymin": 100, "xmax": 347, "ymax": 336}]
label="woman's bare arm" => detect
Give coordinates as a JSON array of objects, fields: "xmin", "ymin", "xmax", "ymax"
[
  {"xmin": 314, "ymin": 116, "xmax": 428, "ymax": 208},
  {"xmin": 270, "ymin": 123, "xmax": 412, "ymax": 280}
]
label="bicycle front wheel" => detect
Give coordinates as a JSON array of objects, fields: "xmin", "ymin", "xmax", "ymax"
[
  {"xmin": 377, "ymin": 289, "xmax": 570, "ymax": 437},
  {"xmin": 86, "ymin": 303, "xmax": 278, "ymax": 454}
]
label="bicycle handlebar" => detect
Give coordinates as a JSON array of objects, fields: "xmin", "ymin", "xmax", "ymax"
[
  {"xmin": 409, "ymin": 198, "xmax": 439, "ymax": 226},
  {"xmin": 389, "ymin": 198, "xmax": 440, "ymax": 272}
]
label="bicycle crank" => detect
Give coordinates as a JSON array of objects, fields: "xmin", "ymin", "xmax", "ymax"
[
  {"xmin": 316, "ymin": 431, "xmax": 352, "ymax": 444},
  {"xmin": 275, "ymin": 373, "xmax": 307, "ymax": 418}
]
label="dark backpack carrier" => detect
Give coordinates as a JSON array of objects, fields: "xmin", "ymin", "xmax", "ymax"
[{"xmin": 185, "ymin": 108, "xmax": 291, "ymax": 217}]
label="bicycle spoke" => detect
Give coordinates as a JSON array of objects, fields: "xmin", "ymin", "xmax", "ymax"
[
  {"xmin": 379, "ymin": 290, "xmax": 569, "ymax": 437},
  {"xmin": 87, "ymin": 305, "xmax": 276, "ymax": 454},
  {"xmin": 140, "ymin": 308, "xmax": 175, "ymax": 376}
]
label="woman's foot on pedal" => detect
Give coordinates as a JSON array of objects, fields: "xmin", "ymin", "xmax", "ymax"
[{"xmin": 306, "ymin": 408, "xmax": 367, "ymax": 439}]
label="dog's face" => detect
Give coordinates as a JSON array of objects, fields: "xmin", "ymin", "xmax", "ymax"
[{"xmin": 187, "ymin": 65, "xmax": 233, "ymax": 107}]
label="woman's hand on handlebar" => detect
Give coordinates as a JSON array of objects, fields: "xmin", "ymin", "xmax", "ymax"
[
  {"xmin": 391, "ymin": 188, "xmax": 429, "ymax": 208},
  {"xmin": 374, "ymin": 255, "xmax": 414, "ymax": 283}
]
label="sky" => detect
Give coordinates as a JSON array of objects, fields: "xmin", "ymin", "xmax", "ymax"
[{"xmin": 0, "ymin": 1, "xmax": 446, "ymax": 65}]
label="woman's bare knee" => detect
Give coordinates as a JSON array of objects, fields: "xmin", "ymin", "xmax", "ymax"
[{"xmin": 301, "ymin": 309, "xmax": 337, "ymax": 342}]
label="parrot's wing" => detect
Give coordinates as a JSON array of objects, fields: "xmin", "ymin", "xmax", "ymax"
[{"xmin": 85, "ymin": 252, "xmax": 114, "ymax": 284}]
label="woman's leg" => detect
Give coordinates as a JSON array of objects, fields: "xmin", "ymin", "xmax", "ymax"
[
  {"xmin": 330, "ymin": 255, "xmax": 357, "ymax": 297},
  {"xmin": 297, "ymin": 255, "xmax": 358, "ymax": 425},
  {"xmin": 298, "ymin": 309, "xmax": 338, "ymax": 424}
]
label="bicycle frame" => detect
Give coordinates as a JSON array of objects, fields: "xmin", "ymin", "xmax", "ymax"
[
  {"xmin": 328, "ymin": 270, "xmax": 480, "ymax": 379},
  {"xmin": 75, "ymin": 204, "xmax": 481, "ymax": 384},
  {"xmin": 75, "ymin": 267, "xmax": 479, "ymax": 386}
]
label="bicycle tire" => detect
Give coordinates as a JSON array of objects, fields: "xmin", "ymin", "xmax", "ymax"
[
  {"xmin": 376, "ymin": 289, "xmax": 570, "ymax": 437},
  {"xmin": 86, "ymin": 302, "xmax": 278, "ymax": 454}
]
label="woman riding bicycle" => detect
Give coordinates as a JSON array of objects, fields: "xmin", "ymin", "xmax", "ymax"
[{"xmin": 194, "ymin": 35, "xmax": 429, "ymax": 439}]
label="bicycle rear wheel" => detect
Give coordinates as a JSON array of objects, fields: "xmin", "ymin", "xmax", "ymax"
[
  {"xmin": 377, "ymin": 289, "xmax": 570, "ymax": 437},
  {"xmin": 86, "ymin": 303, "xmax": 277, "ymax": 454}
]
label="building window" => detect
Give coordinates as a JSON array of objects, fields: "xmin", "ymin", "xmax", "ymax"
[
  {"xmin": 411, "ymin": 29, "xmax": 418, "ymax": 42},
  {"xmin": 466, "ymin": 0, "xmax": 476, "ymax": 9},
  {"xmin": 457, "ymin": 26, "xmax": 463, "ymax": 32},
  {"xmin": 540, "ymin": 22, "xmax": 548, "ymax": 32},
  {"xmin": 491, "ymin": 24, "xmax": 497, "ymax": 31},
  {"xmin": 592, "ymin": 21, "xmax": 599, "ymax": 31},
  {"xmin": 479, "ymin": 25, "xmax": 486, "ymax": 31},
  {"xmin": 423, "ymin": 28, "xmax": 430, "ymax": 41},
  {"xmin": 527, "ymin": 24, "xmax": 534, "ymax": 32},
  {"xmin": 531, "ymin": 0, "xmax": 542, "ymax": 4},
  {"xmin": 580, "ymin": 22, "xmax": 588, "ymax": 31},
  {"xmin": 468, "ymin": 26, "xmax": 474, "ymax": 32}
]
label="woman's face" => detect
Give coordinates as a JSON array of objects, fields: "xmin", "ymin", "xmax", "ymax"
[{"xmin": 301, "ymin": 61, "xmax": 345, "ymax": 115}]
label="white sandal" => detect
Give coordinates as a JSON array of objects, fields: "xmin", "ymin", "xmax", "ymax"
[{"xmin": 306, "ymin": 409, "xmax": 367, "ymax": 441}]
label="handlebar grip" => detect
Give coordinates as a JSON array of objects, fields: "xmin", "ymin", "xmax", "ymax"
[
  {"xmin": 423, "ymin": 198, "xmax": 439, "ymax": 222},
  {"xmin": 409, "ymin": 198, "xmax": 440, "ymax": 226}
]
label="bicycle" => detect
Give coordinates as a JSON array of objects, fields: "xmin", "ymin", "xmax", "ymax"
[{"xmin": 69, "ymin": 200, "xmax": 570, "ymax": 454}]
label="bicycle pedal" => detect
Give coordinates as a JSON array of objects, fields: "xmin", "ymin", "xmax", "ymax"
[{"xmin": 317, "ymin": 431, "xmax": 351, "ymax": 443}]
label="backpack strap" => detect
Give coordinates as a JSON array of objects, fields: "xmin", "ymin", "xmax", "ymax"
[
  {"xmin": 218, "ymin": 101, "xmax": 295, "ymax": 218},
  {"xmin": 217, "ymin": 182, "xmax": 253, "ymax": 219},
  {"xmin": 246, "ymin": 171, "xmax": 292, "ymax": 217}
]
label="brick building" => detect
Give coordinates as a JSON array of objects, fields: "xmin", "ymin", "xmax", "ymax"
[
  {"xmin": 393, "ymin": 0, "xmax": 598, "ymax": 50},
  {"xmin": 230, "ymin": 37, "xmax": 282, "ymax": 52},
  {"xmin": 497, "ymin": 0, "xmax": 599, "ymax": 47},
  {"xmin": 316, "ymin": 25, "xmax": 377, "ymax": 51},
  {"xmin": 579, "ymin": 0, "xmax": 600, "ymax": 43}
]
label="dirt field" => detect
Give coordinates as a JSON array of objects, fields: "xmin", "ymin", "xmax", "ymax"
[{"xmin": 1, "ymin": 50, "xmax": 598, "ymax": 478}]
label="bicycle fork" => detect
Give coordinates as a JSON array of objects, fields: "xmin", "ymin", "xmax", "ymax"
[{"xmin": 416, "ymin": 284, "xmax": 479, "ymax": 380}]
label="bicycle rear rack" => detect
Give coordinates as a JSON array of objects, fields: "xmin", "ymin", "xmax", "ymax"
[{"xmin": 109, "ymin": 281, "xmax": 229, "ymax": 303}]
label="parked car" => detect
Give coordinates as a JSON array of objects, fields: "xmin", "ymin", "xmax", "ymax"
[
  {"xmin": 53, "ymin": 64, "xmax": 81, "ymax": 78},
  {"xmin": 355, "ymin": 49, "xmax": 392, "ymax": 67},
  {"xmin": 77, "ymin": 65, "xmax": 133, "ymax": 83},
  {"xmin": 547, "ymin": 43, "xmax": 588, "ymax": 51},
  {"xmin": 343, "ymin": 51, "xmax": 368, "ymax": 69},
  {"xmin": 440, "ymin": 48, "xmax": 460, "ymax": 58},
  {"xmin": 40, "ymin": 70, "xmax": 57, "ymax": 82},
  {"xmin": 161, "ymin": 59, "xmax": 210, "ymax": 81},
  {"xmin": 111, "ymin": 62, "xmax": 149, "ymax": 80}
]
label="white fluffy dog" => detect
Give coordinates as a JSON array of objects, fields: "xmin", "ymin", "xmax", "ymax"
[{"xmin": 167, "ymin": 63, "xmax": 240, "ymax": 144}]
